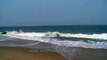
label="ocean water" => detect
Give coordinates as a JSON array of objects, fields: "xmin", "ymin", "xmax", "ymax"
[{"xmin": 0, "ymin": 25, "xmax": 107, "ymax": 60}]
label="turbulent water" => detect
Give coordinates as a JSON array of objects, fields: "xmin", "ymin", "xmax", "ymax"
[{"xmin": 0, "ymin": 25, "xmax": 107, "ymax": 60}]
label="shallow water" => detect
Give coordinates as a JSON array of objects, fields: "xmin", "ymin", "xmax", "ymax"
[{"xmin": 0, "ymin": 38, "xmax": 107, "ymax": 60}]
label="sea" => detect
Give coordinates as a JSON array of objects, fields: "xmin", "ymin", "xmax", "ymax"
[{"xmin": 0, "ymin": 25, "xmax": 107, "ymax": 60}]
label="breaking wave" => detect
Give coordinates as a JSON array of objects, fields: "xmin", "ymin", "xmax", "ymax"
[
  {"xmin": 0, "ymin": 31, "xmax": 107, "ymax": 49},
  {"xmin": 4, "ymin": 31, "xmax": 107, "ymax": 40}
]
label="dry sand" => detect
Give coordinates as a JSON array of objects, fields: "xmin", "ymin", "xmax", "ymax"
[{"xmin": 0, "ymin": 47, "xmax": 68, "ymax": 60}]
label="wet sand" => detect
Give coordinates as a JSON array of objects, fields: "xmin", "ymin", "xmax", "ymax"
[
  {"xmin": 69, "ymin": 47, "xmax": 107, "ymax": 60},
  {"xmin": 0, "ymin": 47, "xmax": 68, "ymax": 60}
]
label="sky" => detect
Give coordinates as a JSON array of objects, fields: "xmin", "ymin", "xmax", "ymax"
[{"xmin": 0, "ymin": 0, "xmax": 107, "ymax": 26}]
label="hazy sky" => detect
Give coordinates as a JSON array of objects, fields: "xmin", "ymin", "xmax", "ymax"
[{"xmin": 0, "ymin": 0, "xmax": 107, "ymax": 26}]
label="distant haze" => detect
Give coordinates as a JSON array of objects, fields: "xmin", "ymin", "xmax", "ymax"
[{"xmin": 0, "ymin": 0, "xmax": 107, "ymax": 26}]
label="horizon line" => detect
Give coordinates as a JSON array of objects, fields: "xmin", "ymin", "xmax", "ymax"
[{"xmin": 0, "ymin": 25, "xmax": 107, "ymax": 27}]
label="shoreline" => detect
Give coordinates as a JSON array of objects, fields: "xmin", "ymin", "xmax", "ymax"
[{"xmin": 0, "ymin": 46, "xmax": 68, "ymax": 60}]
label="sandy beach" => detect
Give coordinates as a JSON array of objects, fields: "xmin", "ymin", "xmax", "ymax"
[{"xmin": 0, "ymin": 47, "xmax": 68, "ymax": 60}]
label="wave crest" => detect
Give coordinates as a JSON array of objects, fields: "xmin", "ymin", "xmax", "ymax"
[{"xmin": 4, "ymin": 31, "xmax": 107, "ymax": 40}]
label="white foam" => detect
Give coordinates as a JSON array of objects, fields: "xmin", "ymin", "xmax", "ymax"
[
  {"xmin": 6, "ymin": 31, "xmax": 107, "ymax": 40},
  {"xmin": 2, "ymin": 31, "xmax": 107, "ymax": 49},
  {"xmin": 61, "ymin": 33, "xmax": 107, "ymax": 40}
]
